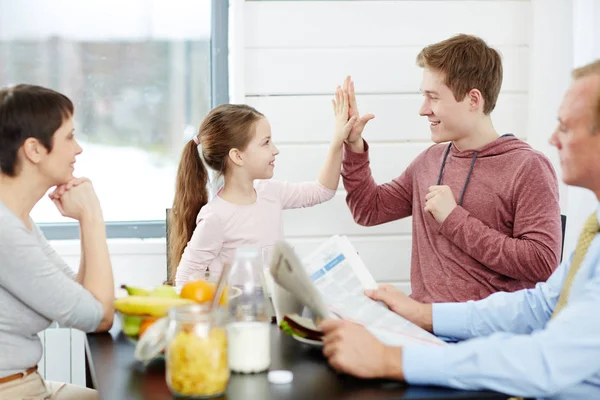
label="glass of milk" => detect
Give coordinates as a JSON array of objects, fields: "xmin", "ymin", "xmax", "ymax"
[{"xmin": 225, "ymin": 247, "xmax": 271, "ymax": 374}]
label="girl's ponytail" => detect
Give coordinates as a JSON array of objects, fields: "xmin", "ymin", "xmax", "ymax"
[{"xmin": 169, "ymin": 140, "xmax": 209, "ymax": 282}]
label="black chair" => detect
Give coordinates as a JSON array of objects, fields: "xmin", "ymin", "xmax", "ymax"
[{"xmin": 560, "ymin": 214, "xmax": 567, "ymax": 262}]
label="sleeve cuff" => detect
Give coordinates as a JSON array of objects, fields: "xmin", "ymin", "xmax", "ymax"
[
  {"xmin": 433, "ymin": 303, "xmax": 472, "ymax": 339},
  {"xmin": 343, "ymin": 139, "xmax": 370, "ymax": 161},
  {"xmin": 316, "ymin": 180, "xmax": 336, "ymax": 195},
  {"xmin": 438, "ymin": 206, "xmax": 468, "ymax": 236},
  {"xmin": 402, "ymin": 345, "xmax": 448, "ymax": 387},
  {"xmin": 87, "ymin": 295, "xmax": 105, "ymax": 332}
]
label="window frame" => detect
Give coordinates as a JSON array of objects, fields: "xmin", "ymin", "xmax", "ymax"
[{"xmin": 39, "ymin": 0, "xmax": 229, "ymax": 241}]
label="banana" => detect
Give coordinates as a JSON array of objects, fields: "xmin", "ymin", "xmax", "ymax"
[
  {"xmin": 114, "ymin": 296, "xmax": 194, "ymax": 317},
  {"xmin": 121, "ymin": 284, "xmax": 151, "ymax": 296},
  {"xmin": 149, "ymin": 285, "xmax": 179, "ymax": 299}
]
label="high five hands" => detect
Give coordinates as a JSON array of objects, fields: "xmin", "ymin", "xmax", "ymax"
[
  {"xmin": 332, "ymin": 87, "xmax": 357, "ymax": 146},
  {"xmin": 331, "ymin": 76, "xmax": 375, "ymax": 149},
  {"xmin": 342, "ymin": 76, "xmax": 375, "ymax": 146}
]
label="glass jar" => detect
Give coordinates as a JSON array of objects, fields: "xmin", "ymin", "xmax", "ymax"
[{"xmin": 166, "ymin": 304, "xmax": 230, "ymax": 399}]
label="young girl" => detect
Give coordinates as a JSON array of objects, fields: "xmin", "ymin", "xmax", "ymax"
[{"xmin": 170, "ymin": 88, "xmax": 356, "ymax": 287}]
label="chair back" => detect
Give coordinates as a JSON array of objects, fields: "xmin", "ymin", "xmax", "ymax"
[
  {"xmin": 165, "ymin": 208, "xmax": 173, "ymax": 285},
  {"xmin": 560, "ymin": 214, "xmax": 567, "ymax": 262}
]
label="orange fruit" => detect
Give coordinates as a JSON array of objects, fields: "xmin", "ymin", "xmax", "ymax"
[
  {"xmin": 180, "ymin": 279, "xmax": 216, "ymax": 303},
  {"xmin": 139, "ymin": 317, "xmax": 159, "ymax": 338},
  {"xmin": 180, "ymin": 279, "xmax": 228, "ymax": 305}
]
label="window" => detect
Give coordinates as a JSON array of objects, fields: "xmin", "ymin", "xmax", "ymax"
[{"xmin": 0, "ymin": 0, "xmax": 228, "ymax": 238}]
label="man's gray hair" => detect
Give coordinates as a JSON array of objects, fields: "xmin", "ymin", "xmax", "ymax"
[{"xmin": 573, "ymin": 60, "xmax": 600, "ymax": 132}]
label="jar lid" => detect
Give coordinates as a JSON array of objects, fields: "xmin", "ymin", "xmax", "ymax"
[
  {"xmin": 268, "ymin": 370, "xmax": 293, "ymax": 384},
  {"xmin": 134, "ymin": 317, "xmax": 170, "ymax": 362}
]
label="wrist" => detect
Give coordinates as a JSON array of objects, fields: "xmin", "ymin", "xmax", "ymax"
[
  {"xmin": 382, "ymin": 346, "xmax": 404, "ymax": 381},
  {"xmin": 439, "ymin": 205, "xmax": 457, "ymax": 224},
  {"xmin": 417, "ymin": 303, "xmax": 434, "ymax": 333},
  {"xmin": 330, "ymin": 136, "xmax": 345, "ymax": 149},
  {"xmin": 345, "ymin": 138, "xmax": 364, "ymax": 153},
  {"xmin": 439, "ymin": 205, "xmax": 462, "ymax": 228},
  {"xmin": 80, "ymin": 210, "xmax": 104, "ymax": 226}
]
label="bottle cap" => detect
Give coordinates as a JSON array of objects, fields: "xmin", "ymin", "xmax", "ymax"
[{"xmin": 268, "ymin": 370, "xmax": 293, "ymax": 384}]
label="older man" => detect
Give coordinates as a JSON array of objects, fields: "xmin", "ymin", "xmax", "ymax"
[{"xmin": 321, "ymin": 59, "xmax": 600, "ymax": 400}]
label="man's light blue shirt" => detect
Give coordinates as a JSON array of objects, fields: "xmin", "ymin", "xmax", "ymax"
[{"xmin": 403, "ymin": 204, "xmax": 600, "ymax": 400}]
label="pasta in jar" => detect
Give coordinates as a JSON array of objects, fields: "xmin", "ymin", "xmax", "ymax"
[{"xmin": 165, "ymin": 304, "xmax": 230, "ymax": 398}]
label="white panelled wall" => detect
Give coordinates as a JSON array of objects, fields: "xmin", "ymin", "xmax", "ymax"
[
  {"xmin": 41, "ymin": 0, "xmax": 600, "ymax": 386},
  {"xmin": 231, "ymin": 0, "xmax": 532, "ymax": 293}
]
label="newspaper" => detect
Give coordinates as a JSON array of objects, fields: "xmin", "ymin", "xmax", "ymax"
[{"xmin": 270, "ymin": 236, "xmax": 446, "ymax": 347}]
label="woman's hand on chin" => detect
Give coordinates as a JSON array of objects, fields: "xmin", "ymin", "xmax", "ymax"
[
  {"xmin": 49, "ymin": 177, "xmax": 90, "ymax": 201},
  {"xmin": 49, "ymin": 177, "xmax": 102, "ymax": 221}
]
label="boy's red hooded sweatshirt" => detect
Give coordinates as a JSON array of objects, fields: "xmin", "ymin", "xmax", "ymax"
[{"xmin": 342, "ymin": 135, "xmax": 562, "ymax": 302}]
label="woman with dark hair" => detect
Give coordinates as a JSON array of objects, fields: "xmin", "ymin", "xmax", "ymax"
[{"xmin": 0, "ymin": 84, "xmax": 114, "ymax": 399}]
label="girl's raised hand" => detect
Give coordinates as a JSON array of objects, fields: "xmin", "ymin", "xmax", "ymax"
[{"xmin": 331, "ymin": 87, "xmax": 357, "ymax": 146}]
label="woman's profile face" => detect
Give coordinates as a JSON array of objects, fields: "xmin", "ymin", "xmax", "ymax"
[{"xmin": 37, "ymin": 116, "xmax": 83, "ymax": 185}]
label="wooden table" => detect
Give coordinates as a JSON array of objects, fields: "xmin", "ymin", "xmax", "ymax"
[{"xmin": 86, "ymin": 323, "xmax": 511, "ymax": 400}]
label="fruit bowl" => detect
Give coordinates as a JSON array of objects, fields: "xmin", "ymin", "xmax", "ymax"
[{"xmin": 115, "ymin": 283, "xmax": 242, "ymax": 342}]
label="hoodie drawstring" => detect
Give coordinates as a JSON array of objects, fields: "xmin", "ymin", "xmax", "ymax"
[
  {"xmin": 436, "ymin": 134, "xmax": 515, "ymax": 206},
  {"xmin": 437, "ymin": 143, "xmax": 478, "ymax": 207}
]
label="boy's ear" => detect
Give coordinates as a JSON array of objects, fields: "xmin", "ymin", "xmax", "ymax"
[
  {"xmin": 468, "ymin": 88, "xmax": 484, "ymax": 112},
  {"xmin": 228, "ymin": 148, "xmax": 244, "ymax": 167}
]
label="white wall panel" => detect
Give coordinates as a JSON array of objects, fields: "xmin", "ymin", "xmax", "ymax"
[
  {"xmin": 245, "ymin": 47, "xmax": 529, "ymax": 95},
  {"xmin": 245, "ymin": 1, "xmax": 531, "ymax": 48}
]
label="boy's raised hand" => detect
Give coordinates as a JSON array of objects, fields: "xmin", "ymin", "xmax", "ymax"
[
  {"xmin": 343, "ymin": 76, "xmax": 375, "ymax": 145},
  {"xmin": 332, "ymin": 87, "xmax": 357, "ymax": 146}
]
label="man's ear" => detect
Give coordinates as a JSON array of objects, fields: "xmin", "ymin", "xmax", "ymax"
[
  {"xmin": 22, "ymin": 138, "xmax": 45, "ymax": 164},
  {"xmin": 228, "ymin": 148, "xmax": 244, "ymax": 167},
  {"xmin": 468, "ymin": 88, "xmax": 484, "ymax": 112}
]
